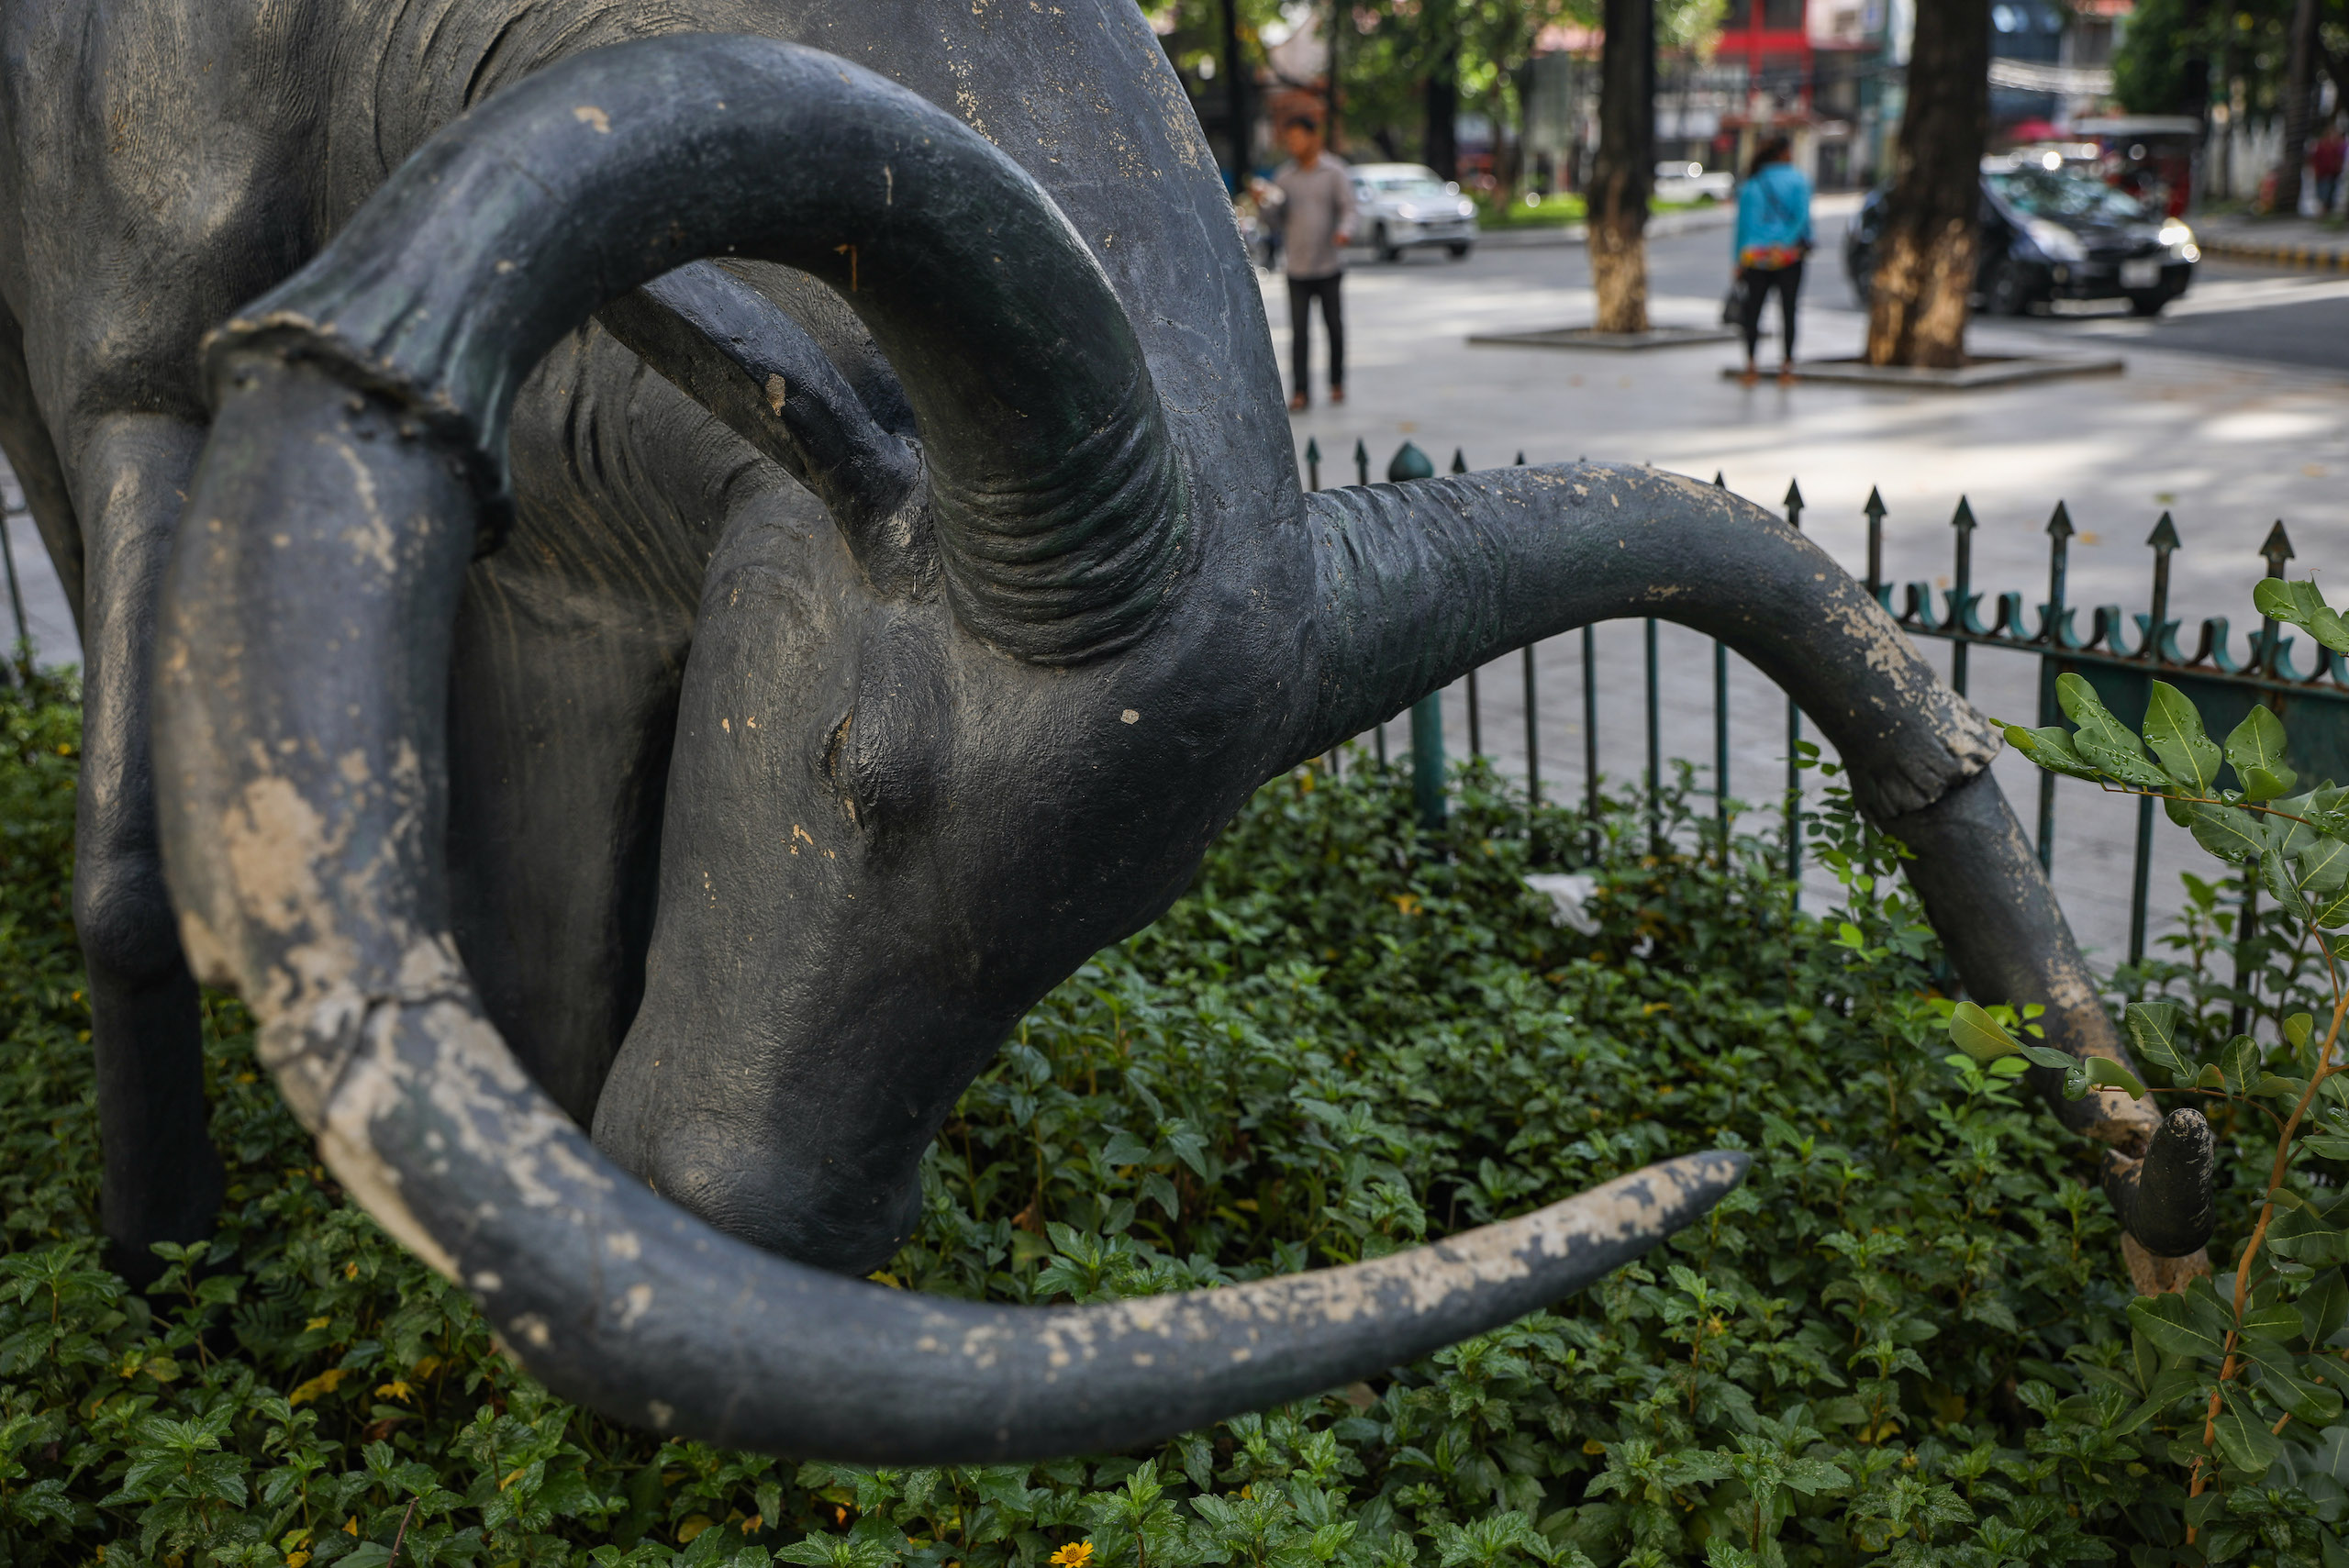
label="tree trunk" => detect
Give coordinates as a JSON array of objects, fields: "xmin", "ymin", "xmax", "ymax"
[
  {"xmin": 1424, "ymin": 0, "xmax": 1459, "ymax": 182},
  {"xmin": 1222, "ymin": 0, "xmax": 1251, "ymax": 182},
  {"xmin": 2277, "ymin": 0, "xmax": 2319, "ymax": 214},
  {"xmin": 1327, "ymin": 0, "xmax": 1344, "ymax": 151},
  {"xmin": 1589, "ymin": 0, "xmax": 1653, "ymax": 334},
  {"xmin": 1864, "ymin": 0, "xmax": 1989, "ymax": 368}
]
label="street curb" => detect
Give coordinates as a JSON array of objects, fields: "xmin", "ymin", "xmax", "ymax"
[
  {"xmin": 1742, "ymin": 354, "xmax": 2127, "ymax": 389},
  {"xmin": 1470, "ymin": 325, "xmax": 1741, "ymax": 350},
  {"xmin": 1473, "ymin": 205, "xmax": 1739, "ymax": 250},
  {"xmin": 2196, "ymin": 236, "xmax": 2349, "ymax": 271}
]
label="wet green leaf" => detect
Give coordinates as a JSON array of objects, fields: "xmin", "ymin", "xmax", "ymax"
[
  {"xmin": 2266, "ymin": 847, "xmax": 2314, "ymax": 918},
  {"xmin": 2003, "ymin": 723, "xmax": 2105, "ymax": 782},
  {"xmin": 2188, "ymin": 801, "xmax": 2271, "ymax": 865},
  {"xmin": 2255, "ymin": 579, "xmax": 2349, "ymax": 654},
  {"xmin": 2143, "ymin": 681, "xmax": 2224, "ymax": 795},
  {"xmin": 2227, "ymin": 706, "xmax": 2297, "ymax": 801},
  {"xmin": 2056, "ymin": 674, "xmax": 2171, "ymax": 788}
]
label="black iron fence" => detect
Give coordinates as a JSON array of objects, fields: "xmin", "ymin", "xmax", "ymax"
[
  {"xmin": 1311, "ymin": 440, "xmax": 2344, "ymax": 977},
  {"xmin": 5, "ymin": 453, "xmax": 2335, "ymax": 978}
]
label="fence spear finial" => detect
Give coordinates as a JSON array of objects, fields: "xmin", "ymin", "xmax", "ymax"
[
  {"xmin": 1713, "ymin": 471, "xmax": 1725, "ymax": 487},
  {"xmin": 1353, "ymin": 438, "xmax": 1369, "ymax": 487},
  {"xmin": 1304, "ymin": 436, "xmax": 1321, "ymax": 493},
  {"xmin": 1450, "ymin": 447, "xmax": 1468, "ymax": 474},
  {"xmin": 2042, "ymin": 501, "xmax": 2073, "ymax": 647},
  {"xmin": 2262, "ymin": 519, "xmax": 2296, "ymax": 578},
  {"xmin": 1782, "ymin": 478, "xmax": 1804, "ymax": 530},
  {"xmin": 1944, "ymin": 498, "xmax": 1980, "ymax": 687},
  {"xmin": 1864, "ymin": 487, "xmax": 1887, "ymax": 603},
  {"xmin": 2144, "ymin": 512, "xmax": 2179, "ymax": 663},
  {"xmin": 1514, "ymin": 450, "xmax": 1526, "ymax": 465}
]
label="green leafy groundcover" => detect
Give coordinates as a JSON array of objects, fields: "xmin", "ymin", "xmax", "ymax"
[{"xmin": 0, "ymin": 668, "xmax": 2330, "ymax": 1566}]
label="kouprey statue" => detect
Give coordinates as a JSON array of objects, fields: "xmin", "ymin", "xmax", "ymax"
[{"xmin": 0, "ymin": 3, "xmax": 2211, "ymax": 1462}]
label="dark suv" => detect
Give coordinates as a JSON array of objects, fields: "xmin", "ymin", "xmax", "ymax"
[{"xmin": 1845, "ymin": 156, "xmax": 2199, "ymax": 317}]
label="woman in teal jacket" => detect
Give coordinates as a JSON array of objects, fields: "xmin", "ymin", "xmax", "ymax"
[{"xmin": 1733, "ymin": 136, "xmax": 1812, "ymax": 385}]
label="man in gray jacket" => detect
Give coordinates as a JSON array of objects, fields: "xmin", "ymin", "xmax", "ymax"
[{"xmin": 1253, "ymin": 117, "xmax": 1354, "ymax": 411}]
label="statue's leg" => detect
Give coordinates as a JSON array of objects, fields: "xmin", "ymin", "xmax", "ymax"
[
  {"xmin": 71, "ymin": 414, "xmax": 220, "ymax": 1283},
  {"xmin": 0, "ymin": 300, "xmax": 83, "ymax": 634}
]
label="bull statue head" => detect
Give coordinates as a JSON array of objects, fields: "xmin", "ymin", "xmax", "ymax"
[{"xmin": 151, "ymin": 28, "xmax": 2210, "ymax": 1462}]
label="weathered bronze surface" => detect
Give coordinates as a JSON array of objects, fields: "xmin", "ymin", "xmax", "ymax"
[{"xmin": 0, "ymin": 6, "xmax": 2207, "ymax": 1461}]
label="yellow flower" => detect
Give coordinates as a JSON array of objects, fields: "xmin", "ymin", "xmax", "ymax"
[
  {"xmin": 287, "ymin": 1368, "xmax": 347, "ymax": 1406},
  {"xmin": 374, "ymin": 1381, "xmax": 413, "ymax": 1403},
  {"xmin": 1050, "ymin": 1544, "xmax": 1096, "ymax": 1568}
]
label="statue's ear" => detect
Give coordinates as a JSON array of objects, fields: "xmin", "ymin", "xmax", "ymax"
[{"xmin": 597, "ymin": 261, "xmax": 935, "ymax": 598}]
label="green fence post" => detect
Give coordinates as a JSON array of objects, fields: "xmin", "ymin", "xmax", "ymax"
[{"xmin": 1412, "ymin": 692, "xmax": 1446, "ymax": 830}]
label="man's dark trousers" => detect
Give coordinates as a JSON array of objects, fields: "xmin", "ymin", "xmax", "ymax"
[{"xmin": 1287, "ymin": 273, "xmax": 1344, "ymax": 395}]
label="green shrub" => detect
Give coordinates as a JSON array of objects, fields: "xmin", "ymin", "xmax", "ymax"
[{"xmin": 2, "ymin": 665, "xmax": 2341, "ymax": 1565}]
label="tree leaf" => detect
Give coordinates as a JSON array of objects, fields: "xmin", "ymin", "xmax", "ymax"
[
  {"xmin": 2123, "ymin": 1000, "xmax": 2191, "ymax": 1080},
  {"xmin": 2143, "ymin": 681, "xmax": 2225, "ymax": 795},
  {"xmin": 2265, "ymin": 847, "xmax": 2314, "ymax": 919},
  {"xmin": 2243, "ymin": 1303, "xmax": 2306, "ymax": 1340},
  {"xmin": 2188, "ymin": 802, "xmax": 2270, "ymax": 865},
  {"xmin": 2214, "ymin": 1384, "xmax": 2286, "ymax": 1474},
  {"xmin": 2301, "ymin": 838, "xmax": 2349, "ymax": 896},
  {"xmin": 2226, "ymin": 706, "xmax": 2297, "ymax": 801},
  {"xmin": 2255, "ymin": 577, "xmax": 2329, "ymax": 628},
  {"xmin": 2056, "ymin": 674, "xmax": 2172, "ymax": 789},
  {"xmin": 2131, "ymin": 1291, "xmax": 2228, "ymax": 1362},
  {"xmin": 2084, "ymin": 1054, "xmax": 2149, "ymax": 1099},
  {"xmin": 2003, "ymin": 723, "xmax": 2104, "ymax": 782},
  {"xmin": 2302, "ymin": 1270, "xmax": 2349, "ymax": 1348},
  {"xmin": 2221, "ymin": 1035, "xmax": 2263, "ymax": 1095},
  {"xmin": 2017, "ymin": 1043, "xmax": 2079, "ymax": 1073},
  {"xmin": 2254, "ymin": 579, "xmax": 2349, "ymax": 654},
  {"xmin": 1947, "ymin": 1002, "xmax": 2021, "ymax": 1063},
  {"xmin": 2243, "ymin": 1338, "xmax": 2345, "ymax": 1423}
]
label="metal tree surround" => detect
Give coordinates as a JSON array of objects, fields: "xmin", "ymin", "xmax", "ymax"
[{"xmin": 0, "ymin": 6, "xmax": 2206, "ymax": 1464}]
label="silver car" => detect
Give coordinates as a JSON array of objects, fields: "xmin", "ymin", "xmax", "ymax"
[{"xmin": 1349, "ymin": 163, "xmax": 1479, "ymax": 261}]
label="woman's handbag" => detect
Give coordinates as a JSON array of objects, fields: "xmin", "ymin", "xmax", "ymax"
[{"xmin": 1720, "ymin": 273, "xmax": 1745, "ymax": 325}]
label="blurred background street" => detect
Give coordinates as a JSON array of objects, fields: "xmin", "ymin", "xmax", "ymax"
[{"xmin": 1274, "ymin": 203, "xmax": 2349, "ymax": 965}]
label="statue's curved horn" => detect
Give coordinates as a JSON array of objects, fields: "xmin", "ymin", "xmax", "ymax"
[
  {"xmin": 1291, "ymin": 466, "xmax": 2214, "ymax": 1260},
  {"xmin": 201, "ymin": 33, "xmax": 1181, "ymax": 665},
  {"xmin": 153, "ymin": 36, "xmax": 1745, "ymax": 1461}
]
